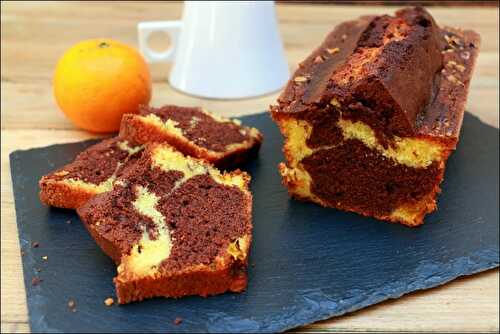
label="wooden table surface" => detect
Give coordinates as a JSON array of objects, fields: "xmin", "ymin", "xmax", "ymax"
[{"xmin": 1, "ymin": 2, "xmax": 498, "ymax": 332}]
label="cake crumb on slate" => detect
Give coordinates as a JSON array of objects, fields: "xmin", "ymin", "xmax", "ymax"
[
  {"xmin": 68, "ymin": 299, "xmax": 76, "ymax": 312},
  {"xmin": 31, "ymin": 277, "xmax": 43, "ymax": 286},
  {"xmin": 104, "ymin": 297, "xmax": 114, "ymax": 306},
  {"xmin": 174, "ymin": 317, "xmax": 183, "ymax": 325}
]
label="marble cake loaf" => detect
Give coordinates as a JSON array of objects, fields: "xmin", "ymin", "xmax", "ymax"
[
  {"xmin": 77, "ymin": 143, "xmax": 253, "ymax": 304},
  {"xmin": 271, "ymin": 7, "xmax": 480, "ymax": 226}
]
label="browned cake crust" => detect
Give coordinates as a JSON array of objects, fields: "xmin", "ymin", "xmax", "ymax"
[
  {"xmin": 77, "ymin": 143, "xmax": 253, "ymax": 303},
  {"xmin": 271, "ymin": 7, "xmax": 480, "ymax": 226},
  {"xmin": 39, "ymin": 138, "xmax": 144, "ymax": 209},
  {"xmin": 119, "ymin": 105, "xmax": 263, "ymax": 170}
]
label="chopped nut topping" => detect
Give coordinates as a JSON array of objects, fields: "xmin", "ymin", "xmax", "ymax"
[
  {"xmin": 114, "ymin": 180, "xmax": 126, "ymax": 187},
  {"xmin": 447, "ymin": 74, "xmax": 464, "ymax": 86},
  {"xmin": 293, "ymin": 76, "xmax": 308, "ymax": 83},
  {"xmin": 341, "ymin": 34, "xmax": 347, "ymax": 41},
  {"xmin": 446, "ymin": 61, "xmax": 465, "ymax": 72},
  {"xmin": 42, "ymin": 256, "xmax": 48, "ymax": 261},
  {"xmin": 54, "ymin": 170, "xmax": 69, "ymax": 177},
  {"xmin": 68, "ymin": 299, "xmax": 76, "ymax": 312},
  {"xmin": 104, "ymin": 297, "xmax": 114, "ymax": 306},
  {"xmin": 326, "ymin": 47, "xmax": 340, "ymax": 54},
  {"xmin": 461, "ymin": 51, "xmax": 470, "ymax": 60},
  {"xmin": 444, "ymin": 34, "xmax": 462, "ymax": 48},
  {"xmin": 31, "ymin": 277, "xmax": 43, "ymax": 286},
  {"xmin": 330, "ymin": 98, "xmax": 341, "ymax": 108},
  {"xmin": 231, "ymin": 118, "xmax": 242, "ymax": 126},
  {"xmin": 313, "ymin": 55, "xmax": 324, "ymax": 64}
]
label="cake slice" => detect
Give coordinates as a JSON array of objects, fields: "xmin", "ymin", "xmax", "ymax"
[
  {"xmin": 39, "ymin": 138, "xmax": 144, "ymax": 209},
  {"xmin": 119, "ymin": 105, "xmax": 263, "ymax": 169},
  {"xmin": 271, "ymin": 7, "xmax": 480, "ymax": 226},
  {"xmin": 77, "ymin": 143, "xmax": 253, "ymax": 304}
]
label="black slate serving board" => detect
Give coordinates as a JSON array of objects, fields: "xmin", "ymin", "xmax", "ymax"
[{"xmin": 10, "ymin": 112, "xmax": 499, "ymax": 333}]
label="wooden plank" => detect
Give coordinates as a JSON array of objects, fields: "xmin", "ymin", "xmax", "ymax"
[
  {"xmin": 0, "ymin": 81, "xmax": 280, "ymax": 130},
  {"xmin": 1, "ymin": 4, "xmax": 498, "ymax": 130},
  {"xmin": 2, "ymin": 79, "xmax": 497, "ymax": 131},
  {"xmin": 1, "ymin": 4, "xmax": 498, "ymax": 82},
  {"xmin": 0, "ymin": 322, "xmax": 30, "ymax": 334}
]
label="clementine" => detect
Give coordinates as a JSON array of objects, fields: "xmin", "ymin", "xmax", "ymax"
[{"xmin": 53, "ymin": 39, "xmax": 152, "ymax": 133}]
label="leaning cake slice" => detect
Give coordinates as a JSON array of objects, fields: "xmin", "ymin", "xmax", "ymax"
[
  {"xmin": 119, "ymin": 105, "xmax": 263, "ymax": 169},
  {"xmin": 77, "ymin": 143, "xmax": 253, "ymax": 304},
  {"xmin": 271, "ymin": 7, "xmax": 480, "ymax": 226},
  {"xmin": 39, "ymin": 138, "xmax": 144, "ymax": 209}
]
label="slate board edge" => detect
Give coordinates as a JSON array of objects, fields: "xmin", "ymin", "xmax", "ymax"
[
  {"xmin": 9, "ymin": 138, "xmax": 105, "ymax": 158},
  {"xmin": 275, "ymin": 251, "xmax": 499, "ymax": 333},
  {"xmin": 10, "ymin": 153, "xmax": 51, "ymax": 334},
  {"xmin": 9, "ymin": 138, "xmax": 107, "ymax": 334}
]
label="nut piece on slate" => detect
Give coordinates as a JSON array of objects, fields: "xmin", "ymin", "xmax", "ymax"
[{"xmin": 104, "ymin": 297, "xmax": 114, "ymax": 306}]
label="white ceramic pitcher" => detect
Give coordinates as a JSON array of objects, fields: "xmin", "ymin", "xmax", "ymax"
[{"xmin": 138, "ymin": 1, "xmax": 290, "ymax": 99}]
